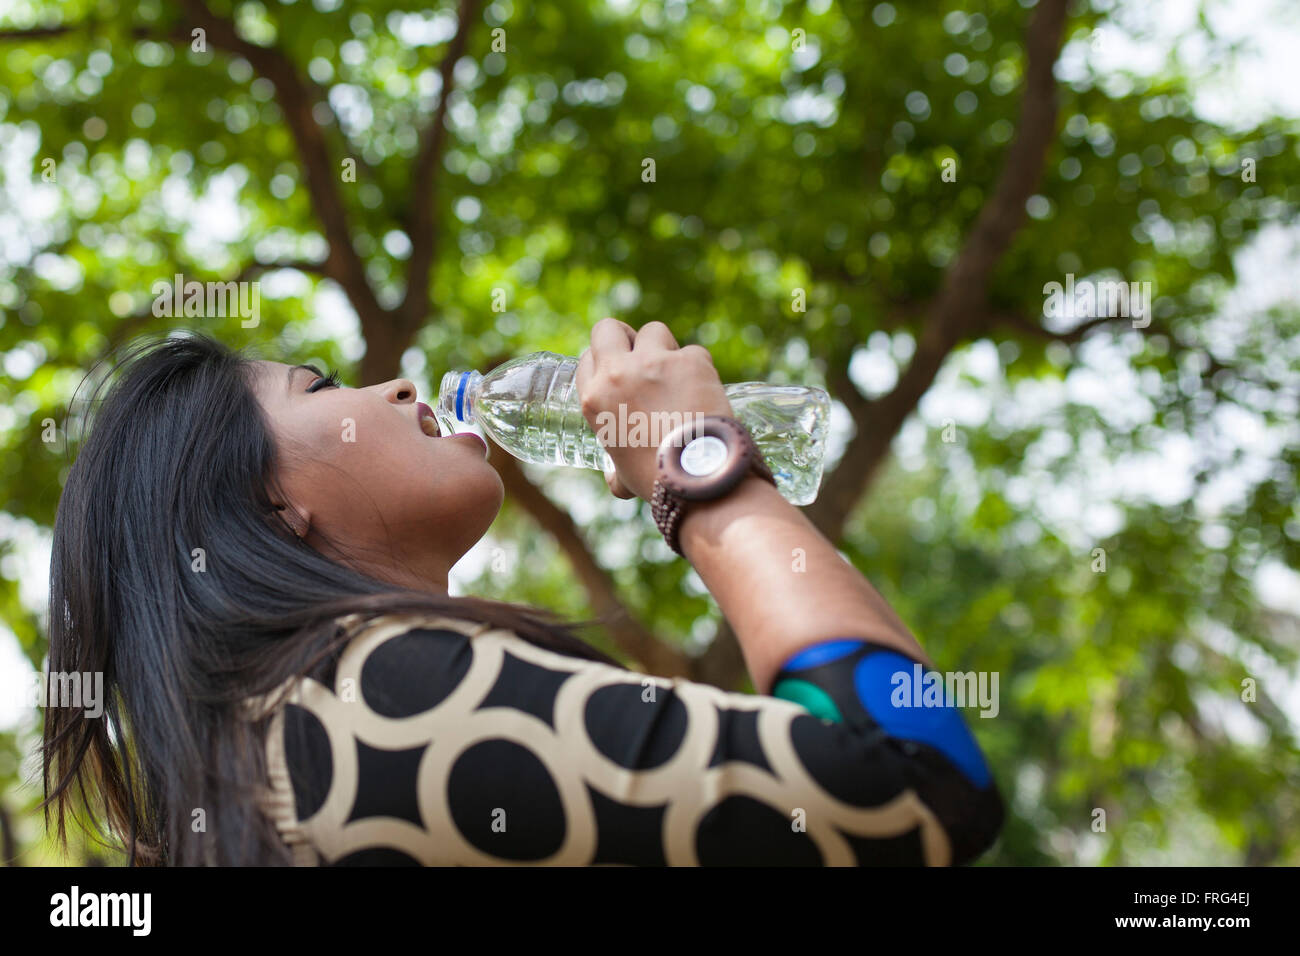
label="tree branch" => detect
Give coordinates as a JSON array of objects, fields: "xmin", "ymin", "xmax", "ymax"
[
  {"xmin": 0, "ymin": 21, "xmax": 190, "ymax": 44},
  {"xmin": 931, "ymin": 0, "xmax": 1071, "ymax": 322},
  {"xmin": 491, "ymin": 453, "xmax": 692, "ymax": 678},
  {"xmin": 987, "ymin": 307, "xmax": 1262, "ymax": 392},
  {"xmin": 93, "ymin": 257, "xmax": 328, "ymax": 362},
  {"xmin": 175, "ymin": 0, "xmax": 387, "ymax": 334},
  {"xmin": 688, "ymin": 0, "xmax": 1072, "ymax": 692},
  {"xmin": 688, "ymin": 616, "xmax": 752, "ymax": 688},
  {"xmin": 230, "ymin": 257, "xmax": 330, "ymax": 282},
  {"xmin": 804, "ymin": 0, "xmax": 1071, "ymax": 543},
  {"xmin": 987, "ymin": 308, "xmax": 1124, "ymax": 344},
  {"xmin": 0, "ymin": 24, "xmax": 185, "ymax": 41},
  {"xmin": 0, "ymin": 26, "xmax": 76, "ymax": 40},
  {"xmin": 402, "ymin": 0, "xmax": 480, "ymax": 330}
]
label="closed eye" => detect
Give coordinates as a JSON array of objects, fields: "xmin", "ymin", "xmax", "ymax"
[{"xmin": 305, "ymin": 366, "xmax": 343, "ymax": 392}]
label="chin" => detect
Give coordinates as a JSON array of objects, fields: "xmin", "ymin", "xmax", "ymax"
[
  {"xmin": 463, "ymin": 460, "xmax": 504, "ymax": 516},
  {"xmin": 485, "ymin": 466, "xmax": 505, "ymax": 512}
]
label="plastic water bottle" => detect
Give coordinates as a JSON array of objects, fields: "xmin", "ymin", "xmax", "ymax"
[{"xmin": 436, "ymin": 351, "xmax": 831, "ymax": 505}]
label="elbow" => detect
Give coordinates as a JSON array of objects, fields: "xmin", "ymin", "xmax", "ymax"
[
  {"xmin": 943, "ymin": 771, "xmax": 1006, "ymax": 866},
  {"xmin": 891, "ymin": 738, "xmax": 1006, "ymax": 866}
]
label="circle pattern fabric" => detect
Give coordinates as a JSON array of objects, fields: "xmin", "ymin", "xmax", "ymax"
[{"xmin": 243, "ymin": 612, "xmax": 953, "ymax": 865}]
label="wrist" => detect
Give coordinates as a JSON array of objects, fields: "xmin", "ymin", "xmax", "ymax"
[
  {"xmin": 676, "ymin": 473, "xmax": 787, "ymax": 563},
  {"xmin": 648, "ymin": 414, "xmax": 779, "ymax": 557}
]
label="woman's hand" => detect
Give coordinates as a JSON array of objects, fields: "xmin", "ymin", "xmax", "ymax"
[
  {"xmin": 575, "ymin": 318, "xmax": 734, "ymax": 501},
  {"xmin": 576, "ymin": 318, "xmax": 935, "ymax": 698}
]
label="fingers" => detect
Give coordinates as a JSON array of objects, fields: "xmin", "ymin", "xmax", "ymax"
[
  {"xmin": 576, "ymin": 346, "xmax": 595, "ymax": 395},
  {"xmin": 678, "ymin": 343, "xmax": 714, "ymax": 366},
  {"xmin": 589, "ymin": 317, "xmax": 637, "ymax": 369},
  {"xmin": 632, "ymin": 320, "xmax": 679, "ymax": 351}
]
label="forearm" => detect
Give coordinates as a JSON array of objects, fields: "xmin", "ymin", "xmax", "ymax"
[{"xmin": 677, "ymin": 474, "xmax": 936, "ymax": 695}]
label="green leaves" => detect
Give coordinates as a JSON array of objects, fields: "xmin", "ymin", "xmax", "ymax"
[{"xmin": 0, "ymin": 0, "xmax": 1296, "ymax": 865}]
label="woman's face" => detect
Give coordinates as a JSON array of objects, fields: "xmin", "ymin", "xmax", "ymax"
[{"xmin": 248, "ymin": 360, "xmax": 502, "ymax": 592}]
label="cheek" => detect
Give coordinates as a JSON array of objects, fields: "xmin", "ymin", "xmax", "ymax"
[
  {"xmin": 287, "ymin": 410, "xmax": 417, "ymax": 507},
  {"xmin": 288, "ymin": 409, "xmax": 372, "ymax": 463},
  {"xmin": 324, "ymin": 405, "xmax": 414, "ymax": 469},
  {"xmin": 287, "ymin": 401, "xmax": 500, "ymax": 531}
]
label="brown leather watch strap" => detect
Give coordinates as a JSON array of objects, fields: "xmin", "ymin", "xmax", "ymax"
[{"xmin": 650, "ymin": 415, "xmax": 776, "ymax": 557}]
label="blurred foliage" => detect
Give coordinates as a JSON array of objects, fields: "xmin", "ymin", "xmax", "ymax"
[{"xmin": 0, "ymin": 0, "xmax": 1298, "ymax": 865}]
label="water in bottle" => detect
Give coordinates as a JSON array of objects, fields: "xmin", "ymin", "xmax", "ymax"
[{"xmin": 436, "ymin": 351, "xmax": 831, "ymax": 505}]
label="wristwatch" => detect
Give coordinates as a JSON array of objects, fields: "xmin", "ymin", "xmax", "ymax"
[{"xmin": 650, "ymin": 415, "xmax": 777, "ymax": 557}]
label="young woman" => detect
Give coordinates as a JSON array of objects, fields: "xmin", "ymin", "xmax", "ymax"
[{"xmin": 41, "ymin": 318, "xmax": 1004, "ymax": 866}]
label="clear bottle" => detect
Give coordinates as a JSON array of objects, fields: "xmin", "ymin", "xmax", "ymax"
[{"xmin": 437, "ymin": 351, "xmax": 831, "ymax": 505}]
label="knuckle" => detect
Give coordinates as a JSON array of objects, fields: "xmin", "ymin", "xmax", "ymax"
[{"xmin": 681, "ymin": 344, "xmax": 714, "ymax": 365}]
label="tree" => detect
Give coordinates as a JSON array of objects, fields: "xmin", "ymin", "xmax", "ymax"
[{"xmin": 1, "ymin": 0, "xmax": 1296, "ymax": 865}]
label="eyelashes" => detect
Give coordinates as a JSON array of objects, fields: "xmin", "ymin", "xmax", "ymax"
[{"xmin": 305, "ymin": 366, "xmax": 343, "ymax": 392}]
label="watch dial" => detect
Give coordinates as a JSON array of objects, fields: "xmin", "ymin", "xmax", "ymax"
[{"xmin": 680, "ymin": 435, "xmax": 728, "ymax": 476}]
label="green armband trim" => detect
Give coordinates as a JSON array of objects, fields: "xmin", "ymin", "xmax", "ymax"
[{"xmin": 772, "ymin": 677, "xmax": 844, "ymax": 723}]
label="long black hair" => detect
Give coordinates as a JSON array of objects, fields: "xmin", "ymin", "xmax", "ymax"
[{"xmin": 40, "ymin": 331, "xmax": 625, "ymax": 866}]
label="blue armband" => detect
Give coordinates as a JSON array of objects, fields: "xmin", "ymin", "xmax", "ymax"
[{"xmin": 772, "ymin": 639, "xmax": 993, "ymax": 789}]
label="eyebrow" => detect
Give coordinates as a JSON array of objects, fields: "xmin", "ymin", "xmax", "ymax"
[{"xmin": 285, "ymin": 364, "xmax": 321, "ymax": 394}]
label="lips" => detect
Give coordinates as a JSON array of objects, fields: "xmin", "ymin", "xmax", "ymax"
[
  {"xmin": 416, "ymin": 401, "xmax": 488, "ymax": 457},
  {"xmin": 457, "ymin": 431, "xmax": 489, "ymax": 458},
  {"xmin": 416, "ymin": 402, "xmax": 440, "ymax": 437}
]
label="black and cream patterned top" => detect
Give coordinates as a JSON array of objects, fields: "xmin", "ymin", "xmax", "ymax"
[{"xmin": 242, "ymin": 612, "xmax": 1004, "ymax": 865}]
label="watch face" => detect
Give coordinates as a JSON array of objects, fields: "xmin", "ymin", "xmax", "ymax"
[{"xmin": 680, "ymin": 435, "xmax": 729, "ymax": 476}]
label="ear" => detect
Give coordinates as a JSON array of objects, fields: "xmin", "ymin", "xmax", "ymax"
[{"xmin": 271, "ymin": 501, "xmax": 312, "ymax": 540}]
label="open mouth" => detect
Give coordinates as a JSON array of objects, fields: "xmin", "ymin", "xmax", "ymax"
[
  {"xmin": 416, "ymin": 400, "xmax": 488, "ymax": 458},
  {"xmin": 416, "ymin": 402, "xmax": 440, "ymax": 437}
]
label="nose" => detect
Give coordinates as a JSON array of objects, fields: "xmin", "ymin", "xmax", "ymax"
[{"xmin": 375, "ymin": 378, "xmax": 418, "ymax": 404}]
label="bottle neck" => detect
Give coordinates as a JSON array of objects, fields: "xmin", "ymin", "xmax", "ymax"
[{"xmin": 437, "ymin": 370, "xmax": 482, "ymax": 426}]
